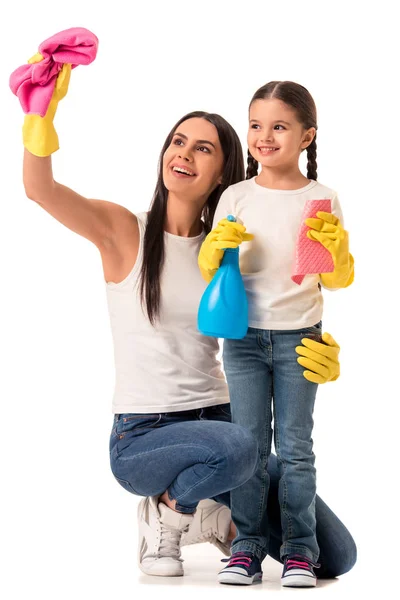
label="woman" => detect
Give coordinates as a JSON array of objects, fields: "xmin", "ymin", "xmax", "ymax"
[{"xmin": 20, "ymin": 62, "xmax": 355, "ymax": 580}]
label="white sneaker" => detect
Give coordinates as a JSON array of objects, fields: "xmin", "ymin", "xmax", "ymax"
[
  {"xmin": 181, "ymin": 499, "xmax": 232, "ymax": 556},
  {"xmin": 137, "ymin": 496, "xmax": 194, "ymax": 577}
]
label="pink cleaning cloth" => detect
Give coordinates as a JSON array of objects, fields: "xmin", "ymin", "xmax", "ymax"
[
  {"xmin": 291, "ymin": 199, "xmax": 334, "ymax": 285},
  {"xmin": 9, "ymin": 27, "xmax": 98, "ymax": 117}
]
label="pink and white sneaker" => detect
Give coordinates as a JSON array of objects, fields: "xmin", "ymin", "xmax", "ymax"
[{"xmin": 281, "ymin": 554, "xmax": 319, "ymax": 587}]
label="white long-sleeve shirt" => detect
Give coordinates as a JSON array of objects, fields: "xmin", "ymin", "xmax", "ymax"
[{"xmin": 213, "ymin": 177, "xmax": 344, "ymax": 330}]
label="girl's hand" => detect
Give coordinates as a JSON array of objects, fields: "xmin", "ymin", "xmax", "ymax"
[
  {"xmin": 198, "ymin": 219, "xmax": 253, "ymax": 283},
  {"xmin": 305, "ymin": 211, "xmax": 354, "ymax": 288}
]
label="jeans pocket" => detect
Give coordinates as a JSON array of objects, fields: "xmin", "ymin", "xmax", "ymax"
[{"xmin": 115, "ymin": 413, "xmax": 162, "ymax": 438}]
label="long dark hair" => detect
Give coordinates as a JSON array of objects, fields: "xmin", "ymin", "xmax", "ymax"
[
  {"xmin": 246, "ymin": 81, "xmax": 318, "ymax": 181},
  {"xmin": 139, "ymin": 111, "xmax": 244, "ymax": 325}
]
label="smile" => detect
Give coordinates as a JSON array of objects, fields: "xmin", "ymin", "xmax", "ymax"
[
  {"xmin": 171, "ymin": 165, "xmax": 196, "ymax": 177},
  {"xmin": 257, "ymin": 147, "xmax": 279, "ymax": 154}
]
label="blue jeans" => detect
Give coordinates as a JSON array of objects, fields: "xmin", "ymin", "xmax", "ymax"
[
  {"xmin": 110, "ymin": 404, "xmax": 259, "ymax": 513},
  {"xmin": 109, "ymin": 402, "xmax": 357, "ymax": 577},
  {"xmin": 223, "ymin": 323, "xmax": 323, "ymax": 563}
]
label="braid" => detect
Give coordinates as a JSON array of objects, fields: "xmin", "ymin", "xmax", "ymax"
[
  {"xmin": 306, "ymin": 135, "xmax": 318, "ymax": 180},
  {"xmin": 246, "ymin": 150, "xmax": 259, "ymax": 179}
]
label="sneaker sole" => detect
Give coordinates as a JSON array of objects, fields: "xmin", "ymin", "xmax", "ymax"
[
  {"xmin": 281, "ymin": 574, "xmax": 317, "ymax": 587},
  {"xmin": 139, "ymin": 563, "xmax": 184, "ymax": 577},
  {"xmin": 218, "ymin": 571, "xmax": 262, "ymax": 585}
]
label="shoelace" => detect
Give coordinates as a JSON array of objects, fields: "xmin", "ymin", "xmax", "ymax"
[
  {"xmin": 223, "ymin": 552, "xmax": 253, "ymax": 569},
  {"xmin": 185, "ymin": 527, "xmax": 220, "ymax": 543},
  {"xmin": 286, "ymin": 559, "xmax": 312, "ymax": 571},
  {"xmin": 158, "ymin": 524, "xmax": 189, "ymax": 559},
  {"xmin": 285, "ymin": 555, "xmax": 320, "ymax": 571}
]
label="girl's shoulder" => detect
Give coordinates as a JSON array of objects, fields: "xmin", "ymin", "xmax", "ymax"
[{"xmin": 311, "ymin": 181, "xmax": 338, "ymax": 199}]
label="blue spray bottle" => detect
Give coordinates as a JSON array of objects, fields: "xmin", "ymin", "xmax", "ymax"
[{"xmin": 198, "ymin": 215, "xmax": 248, "ymax": 339}]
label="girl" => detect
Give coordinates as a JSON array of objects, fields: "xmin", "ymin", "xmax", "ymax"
[
  {"xmin": 15, "ymin": 49, "xmax": 354, "ymax": 581},
  {"xmin": 199, "ymin": 81, "xmax": 354, "ymax": 587}
]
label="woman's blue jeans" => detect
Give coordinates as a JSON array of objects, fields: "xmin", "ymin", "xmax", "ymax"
[
  {"xmin": 109, "ymin": 401, "xmax": 356, "ymax": 578},
  {"xmin": 223, "ymin": 323, "xmax": 323, "ymax": 563}
]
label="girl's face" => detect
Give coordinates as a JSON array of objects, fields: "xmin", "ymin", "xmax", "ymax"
[
  {"xmin": 163, "ymin": 118, "xmax": 224, "ymax": 202},
  {"xmin": 247, "ymin": 98, "xmax": 315, "ymax": 170}
]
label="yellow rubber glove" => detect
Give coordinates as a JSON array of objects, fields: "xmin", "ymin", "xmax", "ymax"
[
  {"xmin": 296, "ymin": 332, "xmax": 340, "ymax": 384},
  {"xmin": 305, "ymin": 211, "xmax": 354, "ymax": 289},
  {"xmin": 198, "ymin": 218, "xmax": 254, "ymax": 283},
  {"xmin": 22, "ymin": 53, "xmax": 71, "ymax": 157}
]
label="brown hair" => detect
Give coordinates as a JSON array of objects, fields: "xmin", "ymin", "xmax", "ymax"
[
  {"xmin": 246, "ymin": 81, "xmax": 318, "ymax": 181},
  {"xmin": 139, "ymin": 111, "xmax": 245, "ymax": 325}
]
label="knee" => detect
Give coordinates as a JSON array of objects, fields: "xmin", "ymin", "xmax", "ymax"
[
  {"xmin": 336, "ymin": 536, "xmax": 357, "ymax": 576},
  {"xmin": 320, "ymin": 535, "xmax": 357, "ymax": 578}
]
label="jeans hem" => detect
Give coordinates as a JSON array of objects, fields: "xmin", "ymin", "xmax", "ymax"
[
  {"xmin": 167, "ymin": 489, "xmax": 197, "ymax": 514},
  {"xmin": 280, "ymin": 543, "xmax": 319, "ymax": 564},
  {"xmin": 173, "ymin": 502, "xmax": 197, "ymax": 514},
  {"xmin": 231, "ymin": 542, "xmax": 267, "ymax": 562}
]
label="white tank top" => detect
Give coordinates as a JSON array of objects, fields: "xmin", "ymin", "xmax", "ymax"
[{"xmin": 106, "ymin": 212, "xmax": 230, "ymax": 414}]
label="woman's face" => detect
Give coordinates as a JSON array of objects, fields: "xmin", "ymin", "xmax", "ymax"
[{"xmin": 163, "ymin": 118, "xmax": 224, "ymax": 202}]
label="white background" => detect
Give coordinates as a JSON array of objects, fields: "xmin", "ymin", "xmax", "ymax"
[{"xmin": 0, "ymin": 1, "xmax": 398, "ymax": 598}]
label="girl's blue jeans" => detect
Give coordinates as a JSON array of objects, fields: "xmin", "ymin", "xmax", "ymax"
[{"xmin": 223, "ymin": 322, "xmax": 323, "ymax": 563}]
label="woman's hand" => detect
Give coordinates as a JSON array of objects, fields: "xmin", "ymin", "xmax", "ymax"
[
  {"xmin": 22, "ymin": 53, "xmax": 71, "ymax": 157},
  {"xmin": 296, "ymin": 332, "xmax": 340, "ymax": 384}
]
